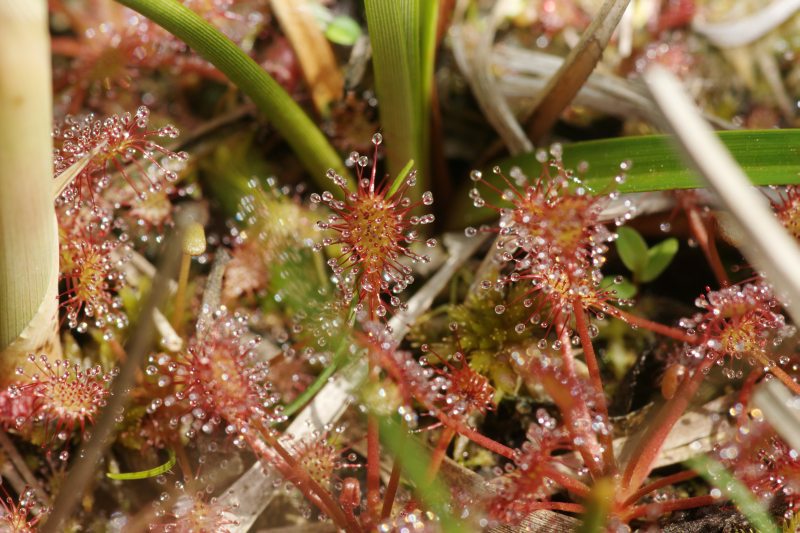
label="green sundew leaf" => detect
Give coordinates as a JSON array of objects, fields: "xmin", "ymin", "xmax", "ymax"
[
  {"xmin": 600, "ymin": 276, "xmax": 637, "ymax": 299},
  {"xmin": 388, "ymin": 159, "xmax": 415, "ymax": 196},
  {"xmin": 378, "ymin": 418, "xmax": 464, "ymax": 532},
  {"xmin": 686, "ymin": 455, "xmax": 779, "ymax": 533},
  {"xmin": 115, "ymin": 0, "xmax": 351, "ymax": 192},
  {"xmin": 615, "ymin": 227, "xmax": 648, "ymax": 276},
  {"xmin": 107, "ymin": 449, "xmax": 177, "ymax": 480},
  {"xmin": 325, "ymin": 15, "xmax": 362, "ymax": 45},
  {"xmin": 640, "ymin": 238, "xmax": 679, "ymax": 283},
  {"xmin": 449, "ymin": 130, "xmax": 800, "ymax": 228}
]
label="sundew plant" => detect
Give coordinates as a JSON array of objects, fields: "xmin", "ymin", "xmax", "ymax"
[{"xmin": 2, "ymin": 0, "xmax": 800, "ymax": 532}]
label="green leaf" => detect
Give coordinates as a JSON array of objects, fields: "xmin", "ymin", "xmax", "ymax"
[
  {"xmin": 115, "ymin": 0, "xmax": 352, "ymax": 192},
  {"xmin": 640, "ymin": 238, "xmax": 679, "ymax": 283},
  {"xmin": 388, "ymin": 159, "xmax": 415, "ymax": 196},
  {"xmin": 325, "ymin": 15, "xmax": 362, "ymax": 45},
  {"xmin": 615, "ymin": 227, "xmax": 648, "ymax": 275},
  {"xmin": 364, "ymin": 0, "xmax": 438, "ymax": 198},
  {"xmin": 448, "ymin": 130, "xmax": 800, "ymax": 228},
  {"xmin": 686, "ymin": 455, "xmax": 779, "ymax": 533},
  {"xmin": 600, "ymin": 276, "xmax": 637, "ymax": 299}
]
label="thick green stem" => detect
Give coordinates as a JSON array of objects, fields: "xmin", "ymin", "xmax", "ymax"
[
  {"xmin": 0, "ymin": 0, "xmax": 61, "ymax": 375},
  {"xmin": 115, "ymin": 0, "xmax": 351, "ymax": 191}
]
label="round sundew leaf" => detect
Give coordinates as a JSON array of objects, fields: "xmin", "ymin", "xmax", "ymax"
[
  {"xmin": 324, "ymin": 15, "xmax": 362, "ymax": 46},
  {"xmin": 615, "ymin": 227, "xmax": 648, "ymax": 276},
  {"xmin": 641, "ymin": 237, "xmax": 679, "ymax": 283}
]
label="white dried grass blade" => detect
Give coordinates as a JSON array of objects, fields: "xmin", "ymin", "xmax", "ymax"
[
  {"xmin": 753, "ymin": 379, "xmax": 800, "ymax": 451},
  {"xmin": 692, "ymin": 0, "xmax": 800, "ymax": 48},
  {"xmin": 644, "ymin": 65, "xmax": 800, "ymax": 326},
  {"xmin": 450, "ymin": 0, "xmax": 532, "ymax": 154},
  {"xmin": 51, "ymin": 141, "xmax": 106, "ymax": 199},
  {"xmin": 219, "ymin": 233, "xmax": 485, "ymax": 531},
  {"xmin": 493, "ymin": 45, "xmax": 736, "ymax": 129}
]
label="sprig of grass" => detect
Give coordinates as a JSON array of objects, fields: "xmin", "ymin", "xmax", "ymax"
[
  {"xmin": 449, "ymin": 129, "xmax": 800, "ymax": 228},
  {"xmin": 379, "ymin": 418, "xmax": 463, "ymax": 532},
  {"xmin": 115, "ymin": 0, "xmax": 351, "ymax": 191},
  {"xmin": 364, "ymin": 0, "xmax": 438, "ymax": 197},
  {"xmin": 686, "ymin": 455, "xmax": 779, "ymax": 533},
  {"xmin": 107, "ymin": 449, "xmax": 177, "ymax": 480}
]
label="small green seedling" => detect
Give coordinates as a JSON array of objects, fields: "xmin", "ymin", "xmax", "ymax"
[{"xmin": 615, "ymin": 226, "xmax": 679, "ymax": 285}]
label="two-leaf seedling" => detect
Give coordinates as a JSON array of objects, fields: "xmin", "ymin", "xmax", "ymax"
[{"xmin": 601, "ymin": 226, "xmax": 679, "ymax": 298}]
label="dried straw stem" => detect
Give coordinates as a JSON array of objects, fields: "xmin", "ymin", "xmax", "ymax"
[{"xmin": 0, "ymin": 0, "xmax": 61, "ymax": 378}]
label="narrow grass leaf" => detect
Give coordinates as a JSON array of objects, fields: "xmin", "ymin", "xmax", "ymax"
[
  {"xmin": 449, "ymin": 129, "xmax": 800, "ymax": 228},
  {"xmin": 364, "ymin": 0, "xmax": 437, "ymax": 195},
  {"xmin": 107, "ymin": 449, "xmax": 177, "ymax": 480},
  {"xmin": 388, "ymin": 159, "xmax": 415, "ymax": 196},
  {"xmin": 379, "ymin": 418, "xmax": 463, "ymax": 533},
  {"xmin": 115, "ymin": 0, "xmax": 351, "ymax": 191},
  {"xmin": 687, "ymin": 455, "xmax": 778, "ymax": 533}
]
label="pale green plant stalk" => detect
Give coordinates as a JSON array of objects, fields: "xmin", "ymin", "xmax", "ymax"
[{"xmin": 0, "ymin": 0, "xmax": 61, "ymax": 378}]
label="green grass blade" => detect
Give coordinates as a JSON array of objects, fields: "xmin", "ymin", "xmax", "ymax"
[
  {"xmin": 449, "ymin": 130, "xmax": 800, "ymax": 228},
  {"xmin": 686, "ymin": 455, "xmax": 779, "ymax": 533},
  {"xmin": 379, "ymin": 418, "xmax": 463, "ymax": 532},
  {"xmin": 107, "ymin": 449, "xmax": 177, "ymax": 480},
  {"xmin": 364, "ymin": 0, "xmax": 438, "ymax": 196},
  {"xmin": 388, "ymin": 159, "xmax": 415, "ymax": 196},
  {"xmin": 115, "ymin": 0, "xmax": 351, "ymax": 192}
]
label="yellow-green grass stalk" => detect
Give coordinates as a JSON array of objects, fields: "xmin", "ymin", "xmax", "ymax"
[{"xmin": 0, "ymin": 0, "xmax": 61, "ymax": 379}]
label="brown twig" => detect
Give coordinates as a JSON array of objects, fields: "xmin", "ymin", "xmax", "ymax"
[
  {"xmin": 41, "ymin": 225, "xmax": 185, "ymax": 532},
  {"xmin": 524, "ymin": 0, "xmax": 631, "ymax": 144},
  {"xmin": 0, "ymin": 431, "xmax": 49, "ymax": 505}
]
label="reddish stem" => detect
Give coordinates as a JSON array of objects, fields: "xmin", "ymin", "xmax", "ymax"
[
  {"xmin": 254, "ymin": 424, "xmax": 359, "ymax": 533},
  {"xmin": 515, "ymin": 502, "xmax": 585, "ymax": 514},
  {"xmin": 624, "ymin": 495, "xmax": 719, "ymax": 521},
  {"xmin": 381, "ymin": 457, "xmax": 402, "ymax": 520},
  {"xmin": 173, "ymin": 441, "xmax": 194, "ymax": 481},
  {"xmin": 623, "ymin": 470, "xmax": 698, "ymax": 506},
  {"xmin": 50, "ymin": 37, "xmax": 85, "ymax": 57},
  {"xmin": 426, "ymin": 427, "xmax": 455, "ymax": 482},
  {"xmin": 366, "ymin": 415, "xmax": 381, "ymax": 525},
  {"xmin": 573, "ymin": 303, "xmax": 617, "ymax": 475},
  {"xmin": 620, "ymin": 357, "xmax": 714, "ymax": 499},
  {"xmin": 551, "ymin": 328, "xmax": 606, "ymax": 480},
  {"xmin": 541, "ymin": 465, "xmax": 591, "ymax": 498},
  {"xmin": 685, "ymin": 205, "xmax": 730, "ymax": 286},
  {"xmin": 365, "ymin": 356, "xmax": 382, "ymax": 526},
  {"xmin": 752, "ymin": 351, "xmax": 800, "ymax": 396},
  {"xmin": 607, "ymin": 307, "xmax": 697, "ymax": 344},
  {"xmin": 441, "ymin": 417, "xmax": 515, "ymax": 460}
]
